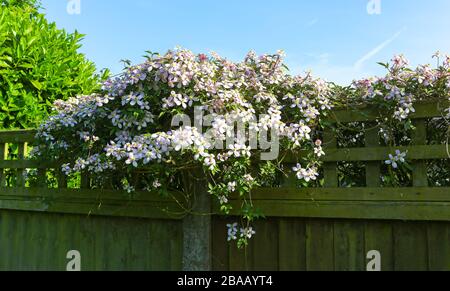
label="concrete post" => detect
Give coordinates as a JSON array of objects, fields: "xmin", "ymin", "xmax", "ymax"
[{"xmin": 182, "ymin": 174, "xmax": 212, "ymax": 271}]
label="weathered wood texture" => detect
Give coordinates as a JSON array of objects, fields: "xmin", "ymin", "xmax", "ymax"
[
  {"xmin": 0, "ymin": 209, "xmax": 182, "ymax": 271},
  {"xmin": 212, "ymin": 217, "xmax": 450, "ymax": 271}
]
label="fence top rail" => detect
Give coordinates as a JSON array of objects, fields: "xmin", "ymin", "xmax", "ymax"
[
  {"xmin": 0, "ymin": 187, "xmax": 185, "ymax": 220},
  {"xmin": 0, "ymin": 129, "xmax": 37, "ymax": 143}
]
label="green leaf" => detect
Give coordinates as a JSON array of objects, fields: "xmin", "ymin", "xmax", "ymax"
[
  {"xmin": 377, "ymin": 62, "xmax": 389, "ymax": 69},
  {"xmin": 0, "ymin": 60, "xmax": 10, "ymax": 68},
  {"xmin": 19, "ymin": 62, "xmax": 34, "ymax": 69},
  {"xmin": 30, "ymin": 80, "xmax": 42, "ymax": 90}
]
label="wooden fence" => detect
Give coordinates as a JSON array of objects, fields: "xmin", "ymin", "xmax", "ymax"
[
  {"xmin": 0, "ymin": 131, "xmax": 183, "ymax": 271},
  {"xmin": 0, "ymin": 101, "xmax": 449, "ymax": 271}
]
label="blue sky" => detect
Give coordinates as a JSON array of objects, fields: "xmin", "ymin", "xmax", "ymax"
[{"xmin": 40, "ymin": 0, "xmax": 450, "ymax": 84}]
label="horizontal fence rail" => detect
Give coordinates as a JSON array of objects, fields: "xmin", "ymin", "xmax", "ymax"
[
  {"xmin": 285, "ymin": 145, "xmax": 450, "ymax": 162},
  {"xmin": 218, "ymin": 188, "xmax": 450, "ymax": 221}
]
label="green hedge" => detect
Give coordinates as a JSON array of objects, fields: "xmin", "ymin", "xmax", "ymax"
[{"xmin": 0, "ymin": 4, "xmax": 104, "ymax": 129}]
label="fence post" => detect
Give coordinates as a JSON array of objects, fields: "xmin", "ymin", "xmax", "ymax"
[{"xmin": 182, "ymin": 172, "xmax": 212, "ymax": 271}]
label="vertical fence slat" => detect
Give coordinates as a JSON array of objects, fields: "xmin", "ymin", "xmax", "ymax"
[
  {"xmin": 364, "ymin": 221, "xmax": 394, "ymax": 271},
  {"xmin": 306, "ymin": 220, "xmax": 335, "ymax": 271},
  {"xmin": 427, "ymin": 223, "xmax": 450, "ymax": 271},
  {"xmin": 333, "ymin": 221, "xmax": 364, "ymax": 271},
  {"xmin": 393, "ymin": 222, "xmax": 428, "ymax": 271},
  {"xmin": 57, "ymin": 169, "xmax": 67, "ymax": 189},
  {"xmin": 249, "ymin": 220, "xmax": 279, "ymax": 271},
  {"xmin": 412, "ymin": 120, "xmax": 428, "ymax": 187},
  {"xmin": 0, "ymin": 143, "xmax": 7, "ymax": 187},
  {"xmin": 323, "ymin": 128, "xmax": 338, "ymax": 187},
  {"xmin": 81, "ymin": 171, "xmax": 90, "ymax": 189},
  {"xmin": 365, "ymin": 125, "xmax": 381, "ymax": 187},
  {"xmin": 278, "ymin": 219, "xmax": 306, "ymax": 271},
  {"xmin": 37, "ymin": 169, "xmax": 47, "ymax": 188},
  {"xmin": 211, "ymin": 218, "xmax": 229, "ymax": 271},
  {"xmin": 16, "ymin": 143, "xmax": 27, "ymax": 188}
]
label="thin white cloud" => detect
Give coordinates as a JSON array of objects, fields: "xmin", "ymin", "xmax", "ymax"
[
  {"xmin": 290, "ymin": 27, "xmax": 408, "ymax": 85},
  {"xmin": 306, "ymin": 53, "xmax": 330, "ymax": 65},
  {"xmin": 306, "ymin": 18, "xmax": 319, "ymax": 27},
  {"xmin": 354, "ymin": 26, "xmax": 407, "ymax": 70}
]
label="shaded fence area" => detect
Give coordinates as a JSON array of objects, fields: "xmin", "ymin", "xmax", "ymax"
[
  {"xmin": 0, "ymin": 101, "xmax": 449, "ymax": 271},
  {"xmin": 0, "ymin": 131, "xmax": 183, "ymax": 270},
  {"xmin": 213, "ymin": 217, "xmax": 450, "ymax": 271}
]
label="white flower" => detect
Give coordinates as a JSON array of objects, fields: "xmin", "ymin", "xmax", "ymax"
[
  {"xmin": 385, "ymin": 150, "xmax": 408, "ymax": 169},
  {"xmin": 228, "ymin": 143, "xmax": 251, "ymax": 158},
  {"xmin": 163, "ymin": 91, "xmax": 195, "ymax": 109},
  {"xmin": 61, "ymin": 163, "xmax": 72, "ymax": 176},
  {"xmin": 314, "ymin": 146, "xmax": 325, "ymax": 158},
  {"xmin": 396, "ymin": 150, "xmax": 407, "ymax": 163},
  {"xmin": 240, "ymin": 227, "xmax": 256, "ymax": 239},
  {"xmin": 393, "ymin": 95, "xmax": 415, "ymax": 121},
  {"xmin": 293, "ymin": 164, "xmax": 319, "ymax": 182},
  {"xmin": 219, "ymin": 195, "xmax": 228, "ymax": 205},
  {"xmin": 227, "ymin": 181, "xmax": 237, "ymax": 192},
  {"xmin": 125, "ymin": 153, "xmax": 138, "ymax": 167},
  {"xmin": 385, "ymin": 154, "xmax": 398, "ymax": 169},
  {"xmin": 203, "ymin": 155, "xmax": 217, "ymax": 170},
  {"xmin": 391, "ymin": 54, "xmax": 409, "ymax": 70},
  {"xmin": 73, "ymin": 158, "xmax": 88, "ymax": 171},
  {"xmin": 244, "ymin": 174, "xmax": 254, "ymax": 183},
  {"xmin": 122, "ymin": 92, "xmax": 150, "ymax": 110},
  {"xmin": 227, "ymin": 223, "xmax": 238, "ymax": 241},
  {"xmin": 108, "ymin": 110, "xmax": 121, "ymax": 125},
  {"xmin": 153, "ymin": 179, "xmax": 162, "ymax": 189}
]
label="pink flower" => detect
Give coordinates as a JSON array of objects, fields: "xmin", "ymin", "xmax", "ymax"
[{"xmin": 198, "ymin": 54, "xmax": 208, "ymax": 62}]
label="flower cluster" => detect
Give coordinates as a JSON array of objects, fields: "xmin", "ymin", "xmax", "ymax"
[
  {"xmin": 227, "ymin": 223, "xmax": 256, "ymax": 243},
  {"xmin": 292, "ymin": 163, "xmax": 319, "ymax": 182},
  {"xmin": 351, "ymin": 53, "xmax": 450, "ymax": 123},
  {"xmin": 33, "ymin": 47, "xmax": 332, "ymax": 247}
]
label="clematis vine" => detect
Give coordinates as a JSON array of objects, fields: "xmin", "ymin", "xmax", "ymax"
[
  {"xmin": 32, "ymin": 48, "xmax": 450, "ymax": 247},
  {"xmin": 33, "ymin": 47, "xmax": 332, "ymax": 248}
]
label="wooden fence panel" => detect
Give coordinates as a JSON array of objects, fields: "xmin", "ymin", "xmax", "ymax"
[
  {"xmin": 212, "ymin": 217, "xmax": 450, "ymax": 271},
  {"xmin": 0, "ymin": 209, "xmax": 182, "ymax": 271}
]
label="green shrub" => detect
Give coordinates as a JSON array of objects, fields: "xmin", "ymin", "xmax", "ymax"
[
  {"xmin": 0, "ymin": 4, "xmax": 105, "ymax": 129},
  {"xmin": 1, "ymin": 0, "xmax": 40, "ymax": 9}
]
